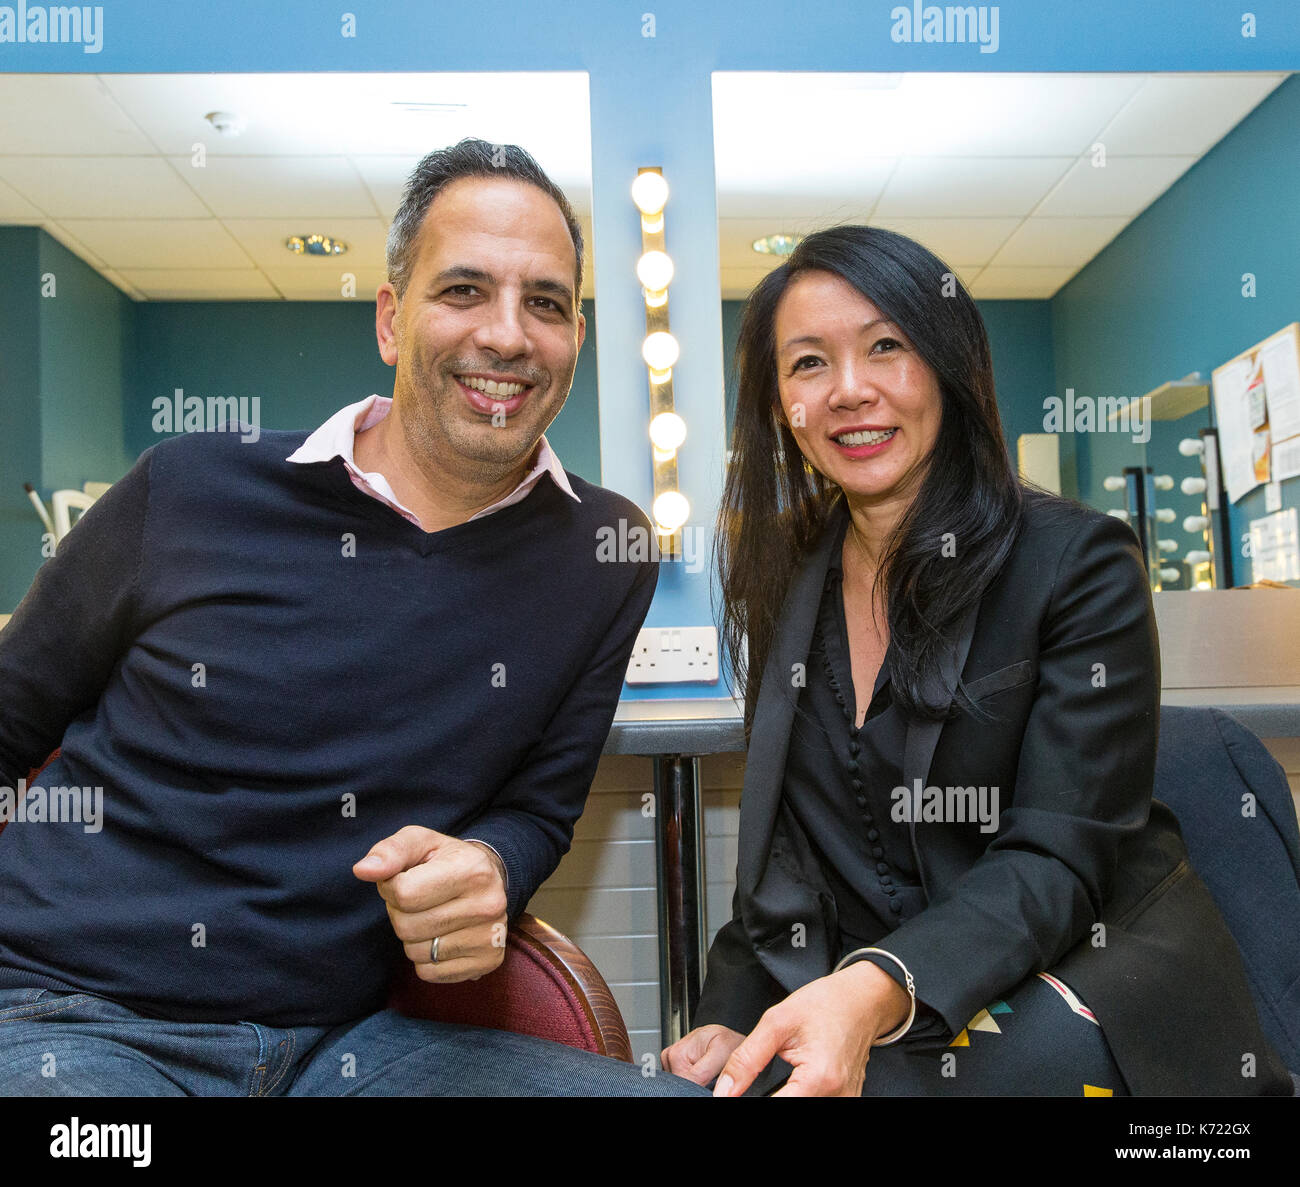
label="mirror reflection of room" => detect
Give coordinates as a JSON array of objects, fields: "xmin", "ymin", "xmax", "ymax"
[
  {"xmin": 0, "ymin": 72, "xmax": 599, "ymax": 620},
  {"xmin": 711, "ymin": 71, "xmax": 1298, "ymax": 595}
]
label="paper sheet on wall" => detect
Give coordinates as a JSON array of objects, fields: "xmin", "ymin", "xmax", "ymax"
[
  {"xmin": 1249, "ymin": 507, "xmax": 1300, "ymax": 583},
  {"xmin": 1259, "ymin": 333, "xmax": 1300, "ymax": 444},
  {"xmin": 1245, "ymin": 358, "xmax": 1272, "ymax": 485},
  {"xmin": 1213, "ymin": 357, "xmax": 1262, "ymax": 503},
  {"xmin": 1274, "ymin": 435, "xmax": 1300, "ymax": 483}
]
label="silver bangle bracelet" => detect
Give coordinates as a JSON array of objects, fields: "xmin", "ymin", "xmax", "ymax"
[{"xmin": 833, "ymin": 946, "xmax": 917, "ymax": 1046}]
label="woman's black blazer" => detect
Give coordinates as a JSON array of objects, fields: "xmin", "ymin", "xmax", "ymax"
[{"xmin": 694, "ymin": 488, "xmax": 1291, "ymax": 1096}]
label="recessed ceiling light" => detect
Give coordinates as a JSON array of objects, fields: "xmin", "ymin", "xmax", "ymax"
[
  {"xmin": 752, "ymin": 234, "xmax": 802, "ymax": 256},
  {"xmin": 285, "ymin": 235, "xmax": 349, "ymax": 257},
  {"xmin": 204, "ymin": 111, "xmax": 246, "ymax": 137}
]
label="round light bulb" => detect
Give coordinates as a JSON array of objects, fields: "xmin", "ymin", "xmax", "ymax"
[
  {"xmin": 1158, "ymin": 539, "xmax": 1177, "ymax": 552},
  {"xmin": 1183, "ymin": 515, "xmax": 1210, "ymax": 533},
  {"xmin": 1181, "ymin": 476, "xmax": 1207, "ymax": 495},
  {"xmin": 1102, "ymin": 476, "xmax": 1126, "ymax": 492},
  {"xmin": 1159, "ymin": 568, "xmax": 1181, "ymax": 583},
  {"xmin": 1155, "ymin": 508, "xmax": 1175, "ymax": 523},
  {"xmin": 1178, "ymin": 438, "xmax": 1205, "ymax": 457},
  {"xmin": 1185, "ymin": 550, "xmax": 1211, "ymax": 565},
  {"xmin": 636, "ymin": 250, "xmax": 674, "ymax": 293},
  {"xmin": 642, "ymin": 331, "xmax": 680, "ymax": 373},
  {"xmin": 649, "ymin": 412, "xmax": 687, "ymax": 453},
  {"xmin": 631, "ymin": 171, "xmax": 669, "ymax": 217},
  {"xmin": 1153, "ymin": 475, "xmax": 1174, "ymax": 491},
  {"xmin": 653, "ymin": 490, "xmax": 690, "ymax": 534}
]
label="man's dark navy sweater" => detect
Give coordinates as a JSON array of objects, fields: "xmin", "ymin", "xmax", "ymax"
[{"xmin": 0, "ymin": 429, "xmax": 658, "ymax": 1026}]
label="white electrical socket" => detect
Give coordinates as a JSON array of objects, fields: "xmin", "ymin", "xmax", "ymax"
[{"xmin": 625, "ymin": 626, "xmax": 719, "ymax": 684}]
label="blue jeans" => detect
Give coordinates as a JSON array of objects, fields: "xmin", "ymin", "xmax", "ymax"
[{"xmin": 0, "ymin": 988, "xmax": 708, "ymax": 1097}]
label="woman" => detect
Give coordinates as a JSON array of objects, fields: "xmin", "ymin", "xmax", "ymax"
[{"xmin": 662, "ymin": 226, "xmax": 1289, "ymax": 1098}]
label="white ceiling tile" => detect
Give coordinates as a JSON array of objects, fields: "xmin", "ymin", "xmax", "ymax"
[
  {"xmin": 717, "ymin": 192, "xmax": 884, "ymax": 224},
  {"xmin": 713, "ymin": 73, "xmax": 1146, "ymax": 164},
  {"xmin": 720, "ymin": 261, "xmax": 785, "ymax": 282},
  {"xmin": 261, "ymin": 267, "xmax": 390, "ymax": 300},
  {"xmin": 719, "ymin": 259, "xmax": 983, "ymax": 301},
  {"xmin": 351, "ymin": 155, "xmax": 424, "ymax": 220},
  {"xmin": 0, "ymin": 76, "xmax": 155, "ymax": 155},
  {"xmin": 39, "ymin": 222, "xmax": 108, "ymax": 270},
  {"xmin": 117, "ymin": 269, "xmax": 281, "ymax": 300},
  {"xmin": 0, "ymin": 176, "xmax": 42, "ymax": 220},
  {"xmin": 988, "ymin": 217, "xmax": 1129, "ymax": 268},
  {"xmin": 720, "ymin": 276, "xmax": 778, "ymax": 300},
  {"xmin": 351, "ymin": 156, "xmax": 591, "ymax": 225},
  {"xmin": 969, "ymin": 266, "xmax": 1077, "ymax": 299},
  {"xmin": 98, "ymin": 73, "xmax": 592, "ymax": 173},
  {"xmin": 219, "ymin": 218, "xmax": 390, "ymax": 271},
  {"xmin": 869, "ymin": 218, "xmax": 1023, "ymax": 266},
  {"xmin": 718, "ymin": 215, "xmax": 851, "ymax": 268},
  {"xmin": 718, "ymin": 215, "xmax": 848, "ymax": 239},
  {"xmin": 0, "ymin": 71, "xmax": 1285, "ymax": 303},
  {"xmin": 170, "ymin": 155, "xmax": 380, "ymax": 219},
  {"xmin": 102, "ymin": 74, "xmax": 461, "ymax": 157},
  {"xmin": 880, "ymin": 73, "xmax": 1147, "ymax": 156},
  {"xmin": 98, "ymin": 270, "xmax": 145, "ymax": 301},
  {"xmin": 1035, "ymin": 155, "xmax": 1198, "ymax": 217},
  {"xmin": 0, "ymin": 157, "xmax": 209, "ymax": 219},
  {"xmin": 1098, "ymin": 74, "xmax": 1289, "ymax": 157},
  {"xmin": 718, "ymin": 217, "xmax": 1016, "ymax": 272},
  {"xmin": 57, "ymin": 220, "xmax": 253, "ymax": 269},
  {"xmin": 875, "ymin": 157, "xmax": 1073, "ymax": 217},
  {"xmin": 716, "ymin": 175, "xmax": 893, "ymax": 222}
]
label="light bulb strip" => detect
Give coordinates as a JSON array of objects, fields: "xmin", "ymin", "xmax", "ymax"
[{"xmin": 637, "ymin": 166, "xmax": 682, "ymax": 557}]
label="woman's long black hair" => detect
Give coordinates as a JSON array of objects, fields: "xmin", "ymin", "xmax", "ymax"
[{"xmin": 716, "ymin": 226, "xmax": 1023, "ymax": 737}]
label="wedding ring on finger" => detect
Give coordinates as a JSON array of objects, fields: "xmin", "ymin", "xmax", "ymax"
[{"xmin": 430, "ymin": 936, "xmax": 441, "ymax": 964}]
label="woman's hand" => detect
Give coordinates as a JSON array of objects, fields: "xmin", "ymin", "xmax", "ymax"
[
  {"xmin": 661, "ymin": 1024, "xmax": 746, "ymax": 1086},
  {"xmin": 712, "ymin": 961, "xmax": 911, "ymax": 1097}
]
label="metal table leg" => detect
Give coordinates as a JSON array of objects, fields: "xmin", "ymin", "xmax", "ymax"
[{"xmin": 653, "ymin": 754, "xmax": 707, "ymax": 1050}]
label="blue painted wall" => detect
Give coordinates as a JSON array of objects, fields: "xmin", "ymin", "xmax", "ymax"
[
  {"xmin": 0, "ymin": 228, "xmax": 43, "ymax": 613},
  {"xmin": 1051, "ymin": 74, "xmax": 1300, "ymax": 584},
  {"xmin": 0, "ymin": 228, "xmax": 134, "ymax": 611},
  {"xmin": 37, "ymin": 234, "xmax": 134, "ymax": 490}
]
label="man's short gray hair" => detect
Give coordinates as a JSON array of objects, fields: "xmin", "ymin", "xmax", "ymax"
[{"xmin": 385, "ymin": 138, "xmax": 585, "ymax": 301}]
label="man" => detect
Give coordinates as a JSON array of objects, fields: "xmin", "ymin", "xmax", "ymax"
[{"xmin": 0, "ymin": 139, "xmax": 703, "ymax": 1097}]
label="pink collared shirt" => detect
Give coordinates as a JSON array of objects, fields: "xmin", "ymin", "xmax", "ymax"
[{"xmin": 286, "ymin": 394, "xmax": 580, "ymax": 529}]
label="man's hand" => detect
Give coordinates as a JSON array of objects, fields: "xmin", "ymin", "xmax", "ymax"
[
  {"xmin": 353, "ymin": 826, "xmax": 508, "ymax": 984},
  {"xmin": 661, "ymin": 1024, "xmax": 746, "ymax": 1086},
  {"xmin": 712, "ymin": 962, "xmax": 910, "ymax": 1097}
]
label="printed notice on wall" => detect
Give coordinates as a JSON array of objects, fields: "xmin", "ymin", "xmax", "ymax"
[
  {"xmin": 1249, "ymin": 507, "xmax": 1300, "ymax": 584},
  {"xmin": 1214, "ymin": 324, "xmax": 1300, "ymax": 503},
  {"xmin": 1213, "ymin": 357, "xmax": 1262, "ymax": 503},
  {"xmin": 1274, "ymin": 436, "xmax": 1300, "ymax": 484},
  {"xmin": 1260, "ymin": 331, "xmax": 1300, "ymax": 446}
]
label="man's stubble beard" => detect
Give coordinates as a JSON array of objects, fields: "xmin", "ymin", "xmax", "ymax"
[{"xmin": 395, "ymin": 326, "xmax": 573, "ymax": 489}]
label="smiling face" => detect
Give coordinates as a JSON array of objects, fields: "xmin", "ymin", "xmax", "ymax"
[
  {"xmin": 773, "ymin": 269, "xmax": 942, "ymax": 513},
  {"xmin": 376, "ymin": 176, "xmax": 585, "ymax": 483}
]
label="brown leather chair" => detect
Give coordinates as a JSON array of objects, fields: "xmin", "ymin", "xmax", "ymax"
[
  {"xmin": 13, "ymin": 751, "xmax": 632, "ymax": 1062},
  {"xmin": 389, "ymin": 912, "xmax": 632, "ymax": 1061}
]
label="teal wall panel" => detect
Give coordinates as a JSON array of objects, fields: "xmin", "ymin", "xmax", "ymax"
[
  {"xmin": 0, "ymin": 228, "xmax": 43, "ymax": 612},
  {"xmin": 1051, "ymin": 74, "xmax": 1300, "ymax": 583}
]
